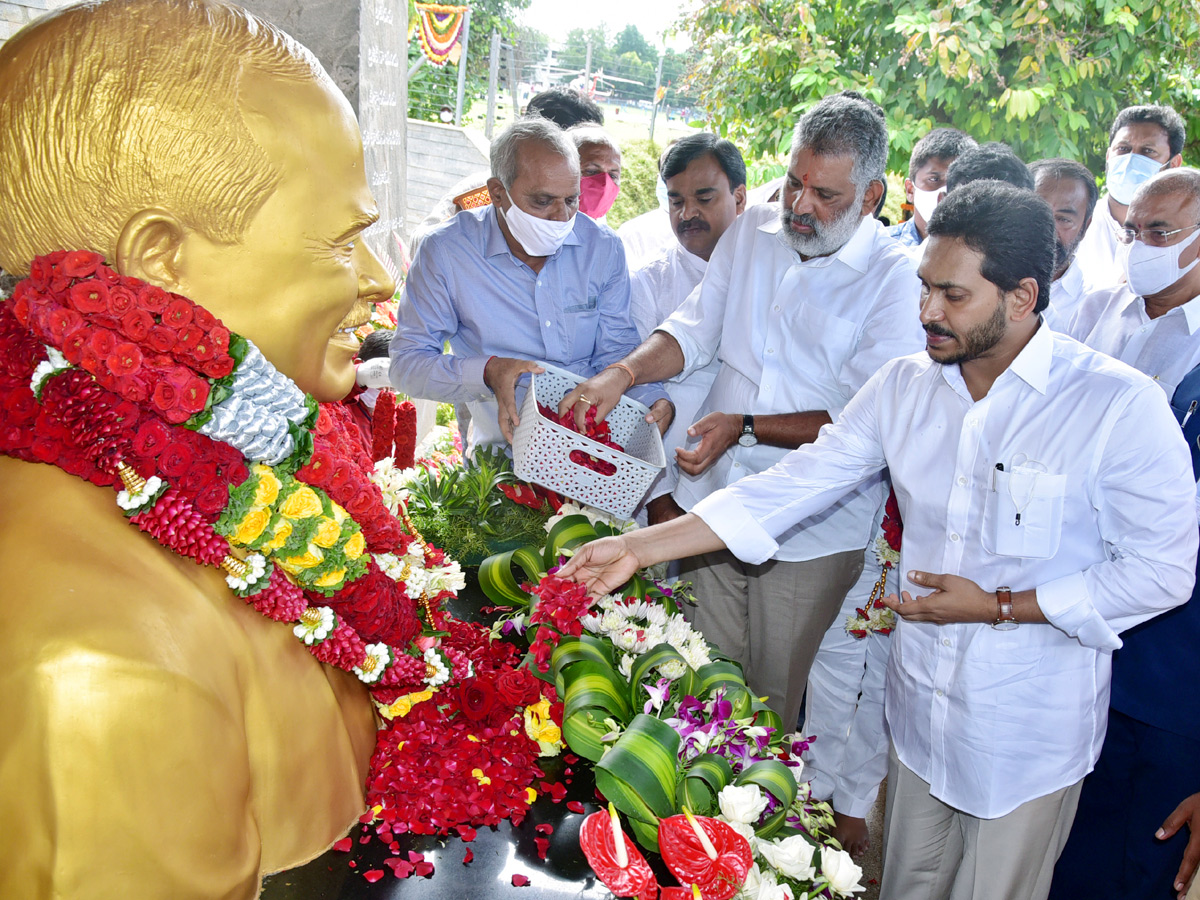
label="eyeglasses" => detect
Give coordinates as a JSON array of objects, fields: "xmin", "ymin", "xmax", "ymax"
[{"xmin": 1118, "ymin": 222, "xmax": 1200, "ymax": 247}]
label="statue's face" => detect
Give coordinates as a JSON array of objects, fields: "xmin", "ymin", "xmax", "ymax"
[{"xmin": 176, "ymin": 71, "xmax": 394, "ymax": 401}]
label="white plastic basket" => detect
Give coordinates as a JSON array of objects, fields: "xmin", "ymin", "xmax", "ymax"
[{"xmin": 511, "ymin": 363, "xmax": 666, "ymax": 519}]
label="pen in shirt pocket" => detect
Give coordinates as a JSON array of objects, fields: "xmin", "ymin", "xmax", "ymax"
[
  {"xmin": 992, "ymin": 462, "xmax": 1003, "ymax": 491},
  {"xmin": 1182, "ymin": 401, "xmax": 1197, "ymax": 428}
]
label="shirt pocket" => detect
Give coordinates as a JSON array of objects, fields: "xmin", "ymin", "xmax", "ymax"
[
  {"xmin": 982, "ymin": 467, "xmax": 1067, "ymax": 559},
  {"xmin": 564, "ymin": 294, "xmax": 600, "ymax": 363}
]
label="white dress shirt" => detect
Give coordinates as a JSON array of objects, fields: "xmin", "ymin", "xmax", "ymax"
[
  {"xmin": 693, "ymin": 324, "xmax": 1197, "ymax": 817},
  {"xmin": 617, "ymin": 206, "xmax": 676, "ymax": 271},
  {"xmin": 657, "ymin": 203, "xmax": 925, "ymax": 562},
  {"xmin": 1041, "ymin": 256, "xmax": 1089, "ymax": 332},
  {"xmin": 629, "ymin": 243, "xmax": 721, "ymax": 501},
  {"xmin": 1073, "ymin": 196, "xmax": 1130, "ymax": 293}
]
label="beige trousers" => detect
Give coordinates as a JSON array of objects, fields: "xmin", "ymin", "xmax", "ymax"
[
  {"xmin": 680, "ymin": 547, "xmax": 864, "ymax": 730},
  {"xmin": 880, "ymin": 746, "xmax": 1083, "ymax": 900}
]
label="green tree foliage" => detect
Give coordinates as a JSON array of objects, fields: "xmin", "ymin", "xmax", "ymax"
[
  {"xmin": 608, "ymin": 139, "xmax": 662, "ymax": 229},
  {"xmin": 557, "ymin": 25, "xmax": 698, "ymax": 106},
  {"xmin": 682, "ymin": 0, "xmax": 1200, "ymax": 172}
]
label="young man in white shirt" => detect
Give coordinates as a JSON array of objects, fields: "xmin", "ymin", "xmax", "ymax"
[
  {"xmin": 626, "ymin": 133, "xmax": 748, "ymax": 526},
  {"xmin": 1030, "ymin": 158, "xmax": 1099, "ymax": 331},
  {"xmin": 560, "ymin": 92, "xmax": 924, "ymax": 731},
  {"xmin": 561, "ymin": 180, "xmax": 1197, "ymax": 900},
  {"xmin": 1073, "ymin": 104, "xmax": 1186, "ymax": 291}
]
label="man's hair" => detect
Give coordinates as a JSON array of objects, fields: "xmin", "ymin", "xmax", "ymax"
[
  {"xmin": 1029, "ymin": 158, "xmax": 1100, "ymax": 220},
  {"xmin": 928, "ymin": 180, "xmax": 1056, "ymax": 313},
  {"xmin": 526, "ymin": 86, "xmax": 604, "ymax": 128},
  {"xmin": 567, "ymin": 123, "xmax": 620, "ymax": 155},
  {"xmin": 661, "ymin": 133, "xmax": 747, "ymax": 190},
  {"xmin": 908, "ymin": 128, "xmax": 979, "ymax": 180},
  {"xmin": 1110, "ymin": 105, "xmax": 1186, "ymax": 159},
  {"xmin": 1132, "ymin": 167, "xmax": 1200, "ymax": 218},
  {"xmin": 791, "ymin": 90, "xmax": 888, "ymax": 188},
  {"xmin": 0, "ymin": 0, "xmax": 325, "ymax": 275},
  {"xmin": 358, "ymin": 328, "xmax": 395, "ymax": 362},
  {"xmin": 945, "ymin": 143, "xmax": 1034, "ymax": 193},
  {"xmin": 491, "ymin": 118, "xmax": 580, "ymax": 189}
]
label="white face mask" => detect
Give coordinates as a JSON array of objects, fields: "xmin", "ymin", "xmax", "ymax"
[
  {"xmin": 912, "ymin": 186, "xmax": 942, "ymax": 225},
  {"xmin": 499, "ymin": 199, "xmax": 576, "ymax": 257},
  {"xmin": 1125, "ymin": 228, "xmax": 1200, "ymax": 297},
  {"xmin": 1106, "ymin": 152, "xmax": 1164, "ymax": 206}
]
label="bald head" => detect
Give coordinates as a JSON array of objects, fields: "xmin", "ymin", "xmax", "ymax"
[{"xmin": 1133, "ymin": 168, "xmax": 1200, "ymax": 218}]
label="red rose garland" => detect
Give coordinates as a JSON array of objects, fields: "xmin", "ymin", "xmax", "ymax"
[{"xmin": 0, "ymin": 250, "xmax": 560, "ymax": 837}]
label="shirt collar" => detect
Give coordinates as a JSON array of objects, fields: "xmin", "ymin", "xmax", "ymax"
[
  {"xmin": 761, "ymin": 212, "xmax": 878, "ymax": 272},
  {"xmin": 1005, "ymin": 320, "xmax": 1054, "ymax": 394},
  {"xmin": 483, "ymin": 203, "xmax": 583, "ymax": 260},
  {"xmin": 1125, "ymin": 288, "xmax": 1200, "ymax": 334},
  {"xmin": 1057, "ymin": 256, "xmax": 1085, "ymax": 296},
  {"xmin": 672, "ymin": 243, "xmax": 708, "ymax": 279}
]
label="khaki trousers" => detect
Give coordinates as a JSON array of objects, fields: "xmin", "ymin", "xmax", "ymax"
[
  {"xmin": 881, "ymin": 745, "xmax": 1083, "ymax": 900},
  {"xmin": 680, "ymin": 547, "xmax": 863, "ymax": 730}
]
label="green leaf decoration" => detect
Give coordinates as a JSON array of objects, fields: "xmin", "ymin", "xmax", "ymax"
[
  {"xmin": 595, "ymin": 714, "xmax": 682, "ymax": 852},
  {"xmin": 477, "ymin": 544, "xmax": 544, "ymax": 607},
  {"xmin": 736, "ymin": 760, "xmax": 799, "ymax": 839},
  {"xmin": 679, "ymin": 753, "xmax": 734, "ymax": 816},
  {"xmin": 629, "ymin": 643, "xmax": 689, "ymax": 707},
  {"xmin": 543, "ymin": 514, "xmax": 599, "ymax": 568}
]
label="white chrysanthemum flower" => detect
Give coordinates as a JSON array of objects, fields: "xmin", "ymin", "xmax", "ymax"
[
  {"xmin": 354, "ymin": 643, "xmax": 392, "ymax": 684},
  {"xmin": 599, "ymin": 611, "xmax": 626, "ymax": 633},
  {"xmin": 617, "ymin": 654, "xmax": 634, "ymax": 680},
  {"xmin": 422, "ymin": 647, "xmax": 451, "ymax": 687},
  {"xmin": 116, "ymin": 475, "xmax": 165, "ymax": 513},
  {"xmin": 293, "ymin": 606, "xmax": 336, "ymax": 645},
  {"xmin": 612, "ymin": 627, "xmax": 640, "ymax": 652},
  {"xmin": 658, "ymin": 658, "xmax": 686, "ymax": 680},
  {"xmin": 643, "ymin": 604, "xmax": 668, "ymax": 627},
  {"xmin": 580, "ymin": 613, "xmax": 602, "ymax": 633}
]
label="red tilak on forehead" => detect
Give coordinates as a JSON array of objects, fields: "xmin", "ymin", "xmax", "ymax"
[{"xmin": 802, "ymin": 173, "xmax": 809, "ymax": 185}]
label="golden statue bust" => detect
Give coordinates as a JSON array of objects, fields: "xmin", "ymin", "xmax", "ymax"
[{"xmin": 0, "ymin": 1, "xmax": 395, "ymax": 895}]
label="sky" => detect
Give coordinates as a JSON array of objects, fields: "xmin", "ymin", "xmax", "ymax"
[{"xmin": 518, "ymin": 0, "xmax": 690, "ymax": 47}]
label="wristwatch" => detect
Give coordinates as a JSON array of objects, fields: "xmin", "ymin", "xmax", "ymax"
[
  {"xmin": 737, "ymin": 414, "xmax": 758, "ymax": 447},
  {"xmin": 991, "ymin": 586, "xmax": 1019, "ymax": 631}
]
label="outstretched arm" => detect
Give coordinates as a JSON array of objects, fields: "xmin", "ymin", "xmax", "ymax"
[{"xmin": 557, "ymin": 512, "xmax": 726, "ymax": 597}]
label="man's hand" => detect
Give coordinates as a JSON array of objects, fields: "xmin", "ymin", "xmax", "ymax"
[
  {"xmin": 1158, "ymin": 792, "xmax": 1200, "ymax": 899},
  {"xmin": 646, "ymin": 494, "xmax": 685, "ymax": 526},
  {"xmin": 881, "ymin": 571, "xmax": 997, "ymax": 625},
  {"xmin": 675, "ymin": 412, "xmax": 740, "ymax": 477},
  {"xmin": 557, "ymin": 535, "xmax": 643, "ymax": 598},
  {"xmin": 558, "ymin": 367, "xmax": 632, "ymax": 431},
  {"xmin": 648, "ymin": 398, "xmax": 675, "ymax": 436},
  {"xmin": 484, "ymin": 356, "xmax": 544, "ymax": 443}
]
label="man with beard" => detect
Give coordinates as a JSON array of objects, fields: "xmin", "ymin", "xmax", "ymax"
[
  {"xmin": 559, "ymin": 92, "xmax": 924, "ymax": 730},
  {"xmin": 1030, "ymin": 159, "xmax": 1099, "ymax": 330},
  {"xmin": 559, "ymin": 180, "xmax": 1196, "ymax": 900},
  {"xmin": 626, "ymin": 133, "xmax": 747, "ymax": 525}
]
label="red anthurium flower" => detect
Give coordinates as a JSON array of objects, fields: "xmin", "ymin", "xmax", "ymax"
[
  {"xmin": 580, "ymin": 807, "xmax": 658, "ymax": 899},
  {"xmin": 658, "ymin": 813, "xmax": 753, "ymax": 900}
]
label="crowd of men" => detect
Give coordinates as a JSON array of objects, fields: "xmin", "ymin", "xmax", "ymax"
[{"xmin": 387, "ymin": 89, "xmax": 1200, "ymax": 900}]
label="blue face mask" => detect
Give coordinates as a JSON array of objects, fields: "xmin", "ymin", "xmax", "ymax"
[{"xmin": 1106, "ymin": 152, "xmax": 1165, "ymax": 205}]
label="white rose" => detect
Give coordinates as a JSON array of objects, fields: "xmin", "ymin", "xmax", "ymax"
[
  {"xmin": 758, "ymin": 834, "xmax": 817, "ymax": 882},
  {"xmin": 717, "ymin": 783, "xmax": 769, "ymax": 825},
  {"xmin": 821, "ymin": 847, "xmax": 864, "ymax": 896}
]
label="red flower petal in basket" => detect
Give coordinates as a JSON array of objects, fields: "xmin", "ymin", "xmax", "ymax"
[
  {"xmin": 332, "ymin": 837, "xmax": 353, "ymax": 853},
  {"xmin": 363, "ymin": 870, "xmax": 385, "ymax": 883},
  {"xmin": 579, "ymin": 809, "xmax": 657, "ymax": 898},
  {"xmin": 535, "ymin": 823, "xmax": 554, "ymax": 835},
  {"xmin": 566, "ymin": 800, "xmax": 585, "ymax": 813},
  {"xmin": 512, "ymin": 874, "xmax": 530, "ymax": 887},
  {"xmin": 535, "ymin": 837, "xmax": 550, "ymax": 860},
  {"xmin": 383, "ymin": 858, "xmax": 414, "ymax": 878},
  {"xmin": 658, "ymin": 815, "xmax": 752, "ymax": 900}
]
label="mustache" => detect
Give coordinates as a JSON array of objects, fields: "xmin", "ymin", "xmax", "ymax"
[
  {"xmin": 782, "ymin": 210, "xmax": 819, "ymax": 231},
  {"xmin": 924, "ymin": 322, "xmax": 955, "ymax": 338},
  {"xmin": 676, "ymin": 217, "xmax": 710, "ymax": 234}
]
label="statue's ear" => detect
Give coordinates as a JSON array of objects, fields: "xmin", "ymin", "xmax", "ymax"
[{"xmin": 114, "ymin": 209, "xmax": 188, "ymax": 290}]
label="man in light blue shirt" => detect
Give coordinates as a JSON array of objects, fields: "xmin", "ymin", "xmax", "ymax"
[{"xmin": 390, "ymin": 117, "xmax": 669, "ymax": 451}]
